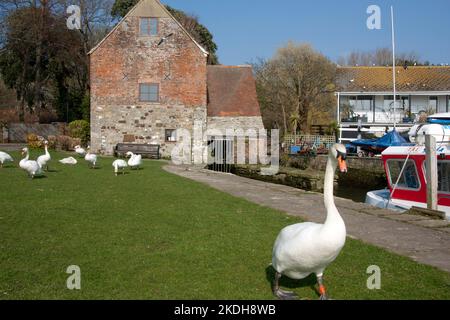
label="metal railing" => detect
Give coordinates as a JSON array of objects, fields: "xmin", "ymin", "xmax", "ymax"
[{"xmin": 284, "ymin": 134, "xmax": 336, "ymax": 154}]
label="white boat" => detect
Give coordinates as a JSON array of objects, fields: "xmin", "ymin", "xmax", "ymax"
[
  {"xmin": 409, "ymin": 113, "xmax": 450, "ymax": 144},
  {"xmin": 365, "ymin": 189, "xmax": 408, "ymax": 212}
]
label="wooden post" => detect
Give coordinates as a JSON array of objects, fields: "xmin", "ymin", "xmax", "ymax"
[{"xmin": 425, "ymin": 134, "xmax": 438, "ymax": 210}]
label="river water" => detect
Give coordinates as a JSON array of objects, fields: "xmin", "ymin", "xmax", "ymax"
[{"xmin": 335, "ymin": 185, "xmax": 378, "ymax": 203}]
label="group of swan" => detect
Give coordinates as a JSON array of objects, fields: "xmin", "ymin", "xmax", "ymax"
[
  {"xmin": 1, "ymin": 143, "xmax": 143, "ymax": 177},
  {"xmin": 271, "ymin": 143, "xmax": 348, "ymax": 300},
  {"xmin": 19, "ymin": 147, "xmax": 44, "ymax": 178},
  {"xmin": 1, "ymin": 141, "xmax": 53, "ymax": 178},
  {"xmin": 73, "ymin": 145, "xmax": 97, "ymax": 168},
  {"xmin": 112, "ymin": 152, "xmax": 142, "ymax": 175},
  {"xmin": 4, "ymin": 141, "xmax": 142, "ymax": 177}
]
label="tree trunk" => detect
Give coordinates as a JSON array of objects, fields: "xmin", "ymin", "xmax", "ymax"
[
  {"xmin": 18, "ymin": 100, "xmax": 25, "ymax": 122},
  {"xmin": 34, "ymin": 0, "xmax": 47, "ymax": 121},
  {"xmin": 277, "ymin": 93, "xmax": 288, "ymax": 136}
]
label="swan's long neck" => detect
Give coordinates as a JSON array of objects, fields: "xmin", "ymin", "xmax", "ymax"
[
  {"xmin": 45, "ymin": 145, "xmax": 49, "ymax": 156},
  {"xmin": 323, "ymin": 154, "xmax": 343, "ymax": 227},
  {"xmin": 24, "ymin": 150, "xmax": 29, "ymax": 161}
]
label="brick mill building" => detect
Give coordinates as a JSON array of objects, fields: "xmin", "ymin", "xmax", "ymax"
[{"xmin": 89, "ymin": 0, "xmax": 264, "ymax": 158}]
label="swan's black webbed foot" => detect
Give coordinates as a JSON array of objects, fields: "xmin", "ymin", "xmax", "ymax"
[
  {"xmin": 274, "ymin": 288, "xmax": 298, "ymax": 300},
  {"xmin": 272, "ymin": 271, "xmax": 298, "ymax": 300}
]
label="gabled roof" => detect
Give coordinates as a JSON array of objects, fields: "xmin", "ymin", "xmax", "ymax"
[
  {"xmin": 207, "ymin": 65, "xmax": 262, "ymax": 117},
  {"xmin": 88, "ymin": 0, "xmax": 208, "ymax": 56},
  {"xmin": 336, "ymin": 66, "xmax": 450, "ymax": 93}
]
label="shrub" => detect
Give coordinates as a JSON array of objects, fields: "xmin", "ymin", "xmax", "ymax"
[
  {"xmin": 47, "ymin": 135, "xmax": 57, "ymax": 149},
  {"xmin": 55, "ymin": 135, "xmax": 80, "ymax": 151},
  {"xmin": 68, "ymin": 120, "xmax": 90, "ymax": 146},
  {"xmin": 27, "ymin": 133, "xmax": 44, "ymax": 149}
]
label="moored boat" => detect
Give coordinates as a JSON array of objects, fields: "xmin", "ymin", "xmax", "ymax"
[{"xmin": 365, "ymin": 143, "xmax": 450, "ymax": 220}]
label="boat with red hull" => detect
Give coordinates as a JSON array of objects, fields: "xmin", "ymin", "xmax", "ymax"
[{"xmin": 366, "ymin": 144, "xmax": 450, "ymax": 219}]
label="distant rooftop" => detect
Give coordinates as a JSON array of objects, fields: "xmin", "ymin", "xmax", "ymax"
[{"xmin": 336, "ymin": 66, "xmax": 450, "ymax": 93}]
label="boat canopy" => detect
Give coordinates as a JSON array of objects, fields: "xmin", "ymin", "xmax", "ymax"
[{"xmin": 351, "ymin": 130, "xmax": 413, "ymax": 149}]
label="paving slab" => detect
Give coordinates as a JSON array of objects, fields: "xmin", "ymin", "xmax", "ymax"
[
  {"xmin": 386, "ymin": 214, "xmax": 430, "ymax": 222},
  {"xmin": 164, "ymin": 164, "xmax": 450, "ymax": 273},
  {"xmin": 409, "ymin": 220, "xmax": 450, "ymax": 228}
]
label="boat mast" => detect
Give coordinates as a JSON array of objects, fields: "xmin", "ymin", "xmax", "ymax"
[{"xmin": 391, "ymin": 6, "xmax": 397, "ymax": 130}]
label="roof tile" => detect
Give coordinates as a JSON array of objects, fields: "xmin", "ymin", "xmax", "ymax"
[
  {"xmin": 336, "ymin": 66, "xmax": 450, "ymax": 92},
  {"xmin": 207, "ymin": 65, "xmax": 261, "ymax": 117}
]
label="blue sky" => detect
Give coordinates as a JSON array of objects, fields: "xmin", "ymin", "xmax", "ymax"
[{"xmin": 163, "ymin": 0, "xmax": 450, "ymax": 66}]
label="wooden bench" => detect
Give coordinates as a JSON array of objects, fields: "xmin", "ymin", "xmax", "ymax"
[{"xmin": 114, "ymin": 143, "xmax": 160, "ymax": 159}]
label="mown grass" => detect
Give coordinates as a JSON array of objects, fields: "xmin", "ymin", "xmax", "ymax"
[{"xmin": 0, "ymin": 150, "xmax": 449, "ymax": 300}]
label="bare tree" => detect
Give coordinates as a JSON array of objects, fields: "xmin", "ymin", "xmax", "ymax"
[{"xmin": 254, "ymin": 42, "xmax": 336, "ymax": 135}]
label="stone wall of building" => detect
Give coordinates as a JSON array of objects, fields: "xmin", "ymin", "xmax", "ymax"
[
  {"xmin": 206, "ymin": 116, "xmax": 265, "ymax": 135},
  {"xmin": 90, "ymin": 11, "xmax": 207, "ymax": 156}
]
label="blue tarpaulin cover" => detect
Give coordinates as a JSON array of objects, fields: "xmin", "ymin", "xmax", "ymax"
[{"xmin": 350, "ymin": 130, "xmax": 412, "ymax": 149}]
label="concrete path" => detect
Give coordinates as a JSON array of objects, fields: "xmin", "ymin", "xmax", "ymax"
[{"xmin": 164, "ymin": 164, "xmax": 450, "ymax": 273}]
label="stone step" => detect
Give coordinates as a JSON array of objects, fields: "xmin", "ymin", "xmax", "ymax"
[{"xmin": 0, "ymin": 143, "xmax": 27, "ymax": 151}]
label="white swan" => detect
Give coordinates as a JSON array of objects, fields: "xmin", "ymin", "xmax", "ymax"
[
  {"xmin": 271, "ymin": 143, "xmax": 348, "ymax": 300},
  {"xmin": 0, "ymin": 151, "xmax": 13, "ymax": 167},
  {"xmin": 59, "ymin": 157, "xmax": 77, "ymax": 165},
  {"xmin": 37, "ymin": 141, "xmax": 51, "ymax": 171},
  {"xmin": 84, "ymin": 146, "xmax": 97, "ymax": 168},
  {"xmin": 126, "ymin": 151, "xmax": 142, "ymax": 170},
  {"xmin": 19, "ymin": 147, "xmax": 43, "ymax": 179},
  {"xmin": 112, "ymin": 159, "xmax": 128, "ymax": 176},
  {"xmin": 74, "ymin": 145, "xmax": 86, "ymax": 157}
]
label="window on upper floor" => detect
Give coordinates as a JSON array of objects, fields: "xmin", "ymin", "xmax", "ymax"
[
  {"xmin": 140, "ymin": 17, "xmax": 158, "ymax": 36},
  {"xmin": 139, "ymin": 83, "xmax": 159, "ymax": 102}
]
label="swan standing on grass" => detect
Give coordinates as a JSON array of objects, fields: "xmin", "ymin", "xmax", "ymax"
[
  {"xmin": 84, "ymin": 146, "xmax": 97, "ymax": 168},
  {"xmin": 74, "ymin": 145, "xmax": 86, "ymax": 157},
  {"xmin": 37, "ymin": 141, "xmax": 51, "ymax": 171},
  {"xmin": 126, "ymin": 151, "xmax": 142, "ymax": 170},
  {"xmin": 112, "ymin": 159, "xmax": 128, "ymax": 176},
  {"xmin": 59, "ymin": 157, "xmax": 77, "ymax": 165},
  {"xmin": 271, "ymin": 143, "xmax": 348, "ymax": 300},
  {"xmin": 0, "ymin": 151, "xmax": 13, "ymax": 167},
  {"xmin": 19, "ymin": 147, "xmax": 43, "ymax": 179}
]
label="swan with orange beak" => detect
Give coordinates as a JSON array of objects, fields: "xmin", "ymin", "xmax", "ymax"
[{"xmin": 271, "ymin": 143, "xmax": 348, "ymax": 300}]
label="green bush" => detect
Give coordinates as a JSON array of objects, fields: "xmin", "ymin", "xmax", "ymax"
[{"xmin": 68, "ymin": 120, "xmax": 90, "ymax": 146}]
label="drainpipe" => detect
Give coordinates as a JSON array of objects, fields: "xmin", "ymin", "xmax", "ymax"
[
  {"xmin": 337, "ymin": 92, "xmax": 340, "ymax": 143},
  {"xmin": 337, "ymin": 92, "xmax": 340, "ymax": 123}
]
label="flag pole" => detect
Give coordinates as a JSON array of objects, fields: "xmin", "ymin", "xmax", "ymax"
[{"xmin": 391, "ymin": 6, "xmax": 397, "ymax": 130}]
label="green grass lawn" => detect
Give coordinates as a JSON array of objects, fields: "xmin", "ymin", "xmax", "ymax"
[{"xmin": 0, "ymin": 150, "xmax": 449, "ymax": 300}]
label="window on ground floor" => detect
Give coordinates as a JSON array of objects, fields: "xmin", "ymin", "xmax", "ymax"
[{"xmin": 165, "ymin": 129, "xmax": 177, "ymax": 142}]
